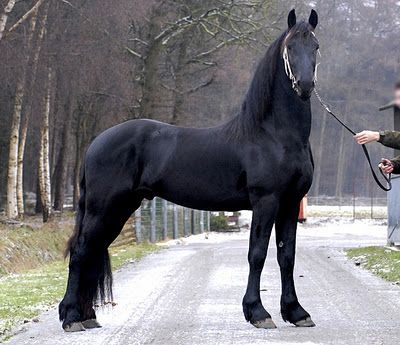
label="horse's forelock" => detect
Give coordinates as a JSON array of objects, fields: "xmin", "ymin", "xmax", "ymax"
[{"xmin": 282, "ymin": 21, "xmax": 316, "ymax": 49}]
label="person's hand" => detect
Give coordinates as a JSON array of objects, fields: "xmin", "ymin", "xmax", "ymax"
[
  {"xmin": 354, "ymin": 131, "xmax": 380, "ymax": 145},
  {"xmin": 379, "ymin": 158, "xmax": 394, "ymax": 174}
]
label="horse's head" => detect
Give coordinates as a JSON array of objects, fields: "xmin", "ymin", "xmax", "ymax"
[{"xmin": 282, "ymin": 9, "xmax": 319, "ymax": 101}]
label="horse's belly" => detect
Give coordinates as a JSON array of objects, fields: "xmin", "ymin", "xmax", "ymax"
[
  {"xmin": 153, "ymin": 172, "xmax": 251, "ymax": 211},
  {"xmin": 137, "ymin": 136, "xmax": 249, "ymax": 209}
]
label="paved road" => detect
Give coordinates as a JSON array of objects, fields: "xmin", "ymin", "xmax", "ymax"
[{"xmin": 6, "ymin": 220, "xmax": 400, "ymax": 345}]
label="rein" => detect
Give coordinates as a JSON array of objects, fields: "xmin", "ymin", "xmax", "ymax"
[
  {"xmin": 313, "ymin": 89, "xmax": 392, "ymax": 192},
  {"xmin": 282, "ymin": 39, "xmax": 392, "ymax": 192}
]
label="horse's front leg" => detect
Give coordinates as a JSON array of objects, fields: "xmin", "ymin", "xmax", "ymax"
[
  {"xmin": 242, "ymin": 194, "xmax": 278, "ymax": 329},
  {"xmin": 275, "ymin": 196, "xmax": 315, "ymax": 327}
]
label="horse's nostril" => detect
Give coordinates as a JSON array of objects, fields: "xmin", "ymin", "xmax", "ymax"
[{"xmin": 298, "ymin": 80, "xmax": 314, "ymax": 91}]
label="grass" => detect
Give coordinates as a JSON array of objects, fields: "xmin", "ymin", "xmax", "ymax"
[
  {"xmin": 346, "ymin": 246, "xmax": 400, "ymax": 283},
  {"xmin": 0, "ymin": 242, "xmax": 159, "ymax": 341},
  {"xmin": 0, "ymin": 224, "xmax": 71, "ymax": 275}
]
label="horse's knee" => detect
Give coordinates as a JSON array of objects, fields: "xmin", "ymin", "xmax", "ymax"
[{"xmin": 248, "ymin": 247, "xmax": 267, "ymax": 268}]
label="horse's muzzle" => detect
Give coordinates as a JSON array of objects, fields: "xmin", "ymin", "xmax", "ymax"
[{"xmin": 296, "ymin": 80, "xmax": 314, "ymax": 100}]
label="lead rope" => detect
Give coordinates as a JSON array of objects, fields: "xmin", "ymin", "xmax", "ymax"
[
  {"xmin": 314, "ymin": 88, "xmax": 392, "ymax": 192},
  {"xmin": 283, "ymin": 42, "xmax": 392, "ymax": 192}
]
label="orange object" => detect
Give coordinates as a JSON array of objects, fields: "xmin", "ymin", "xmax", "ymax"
[{"xmin": 298, "ymin": 196, "xmax": 307, "ymax": 223}]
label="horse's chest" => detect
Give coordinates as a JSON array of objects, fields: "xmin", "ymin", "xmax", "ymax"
[
  {"xmin": 246, "ymin": 144, "xmax": 313, "ymax": 192},
  {"xmin": 283, "ymin": 146, "xmax": 313, "ymax": 174}
]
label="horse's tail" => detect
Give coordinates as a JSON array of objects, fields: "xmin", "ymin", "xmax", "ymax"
[
  {"xmin": 64, "ymin": 165, "xmax": 113, "ymax": 308},
  {"xmin": 65, "ymin": 167, "xmax": 86, "ymax": 258}
]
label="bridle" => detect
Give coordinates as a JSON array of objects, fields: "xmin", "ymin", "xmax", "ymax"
[
  {"xmin": 282, "ymin": 31, "xmax": 320, "ymax": 93},
  {"xmin": 282, "ymin": 36, "xmax": 392, "ymax": 192},
  {"xmin": 282, "ymin": 45, "xmax": 299, "ymax": 94}
]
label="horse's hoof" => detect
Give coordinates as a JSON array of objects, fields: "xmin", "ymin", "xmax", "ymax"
[
  {"xmin": 295, "ymin": 317, "xmax": 315, "ymax": 327},
  {"xmin": 82, "ymin": 319, "xmax": 102, "ymax": 329},
  {"xmin": 251, "ymin": 318, "xmax": 277, "ymax": 329},
  {"xmin": 64, "ymin": 322, "xmax": 86, "ymax": 332}
]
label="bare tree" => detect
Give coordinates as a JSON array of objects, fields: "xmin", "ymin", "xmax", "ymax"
[
  {"xmin": 16, "ymin": 4, "xmax": 48, "ymax": 217},
  {"xmin": 127, "ymin": 0, "xmax": 272, "ymax": 122},
  {"xmin": 0, "ymin": 0, "xmax": 16, "ymax": 40},
  {"xmin": 6, "ymin": 7, "xmax": 40, "ymax": 219},
  {"xmin": 1, "ymin": 0, "xmax": 46, "ymax": 41},
  {"xmin": 38, "ymin": 66, "xmax": 52, "ymax": 222}
]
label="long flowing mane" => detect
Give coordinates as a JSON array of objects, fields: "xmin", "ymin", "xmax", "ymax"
[{"xmin": 224, "ymin": 22, "xmax": 311, "ymax": 140}]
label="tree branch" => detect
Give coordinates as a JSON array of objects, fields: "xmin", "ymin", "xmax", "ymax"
[
  {"xmin": 0, "ymin": 0, "xmax": 17, "ymax": 40},
  {"xmin": 161, "ymin": 77, "xmax": 214, "ymax": 95},
  {"xmin": 7, "ymin": 0, "xmax": 45, "ymax": 35}
]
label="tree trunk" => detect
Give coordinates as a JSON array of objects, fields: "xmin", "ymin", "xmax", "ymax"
[
  {"xmin": 16, "ymin": 116, "xmax": 28, "ymax": 217},
  {"xmin": 72, "ymin": 113, "xmax": 83, "ymax": 211},
  {"xmin": 53, "ymin": 100, "xmax": 73, "ymax": 211},
  {"xmin": 0, "ymin": 0, "xmax": 16, "ymax": 41},
  {"xmin": 6, "ymin": 77, "xmax": 24, "ymax": 219},
  {"xmin": 6, "ymin": 6, "xmax": 40, "ymax": 218},
  {"xmin": 171, "ymin": 36, "xmax": 188, "ymax": 125},
  {"xmin": 140, "ymin": 10, "xmax": 162, "ymax": 119},
  {"xmin": 16, "ymin": 7, "xmax": 46, "ymax": 217},
  {"xmin": 141, "ymin": 44, "xmax": 162, "ymax": 118},
  {"xmin": 38, "ymin": 67, "xmax": 52, "ymax": 222},
  {"xmin": 335, "ymin": 106, "xmax": 348, "ymax": 199},
  {"xmin": 314, "ymin": 111, "xmax": 327, "ymax": 199},
  {"xmin": 35, "ymin": 176, "xmax": 43, "ymax": 214}
]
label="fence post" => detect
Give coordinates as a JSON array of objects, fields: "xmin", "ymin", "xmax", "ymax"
[
  {"xmin": 200, "ymin": 211, "xmax": 204, "ymax": 233},
  {"xmin": 207, "ymin": 211, "xmax": 211, "ymax": 232},
  {"xmin": 134, "ymin": 207, "xmax": 142, "ymax": 244},
  {"xmin": 162, "ymin": 199, "xmax": 168, "ymax": 240},
  {"xmin": 150, "ymin": 198, "xmax": 156, "ymax": 243},
  {"xmin": 184, "ymin": 208, "xmax": 189, "ymax": 237},
  {"xmin": 191, "ymin": 209, "xmax": 195, "ymax": 235},
  {"xmin": 173, "ymin": 204, "xmax": 178, "ymax": 239}
]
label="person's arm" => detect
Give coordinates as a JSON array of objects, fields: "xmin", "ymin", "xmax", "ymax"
[
  {"xmin": 354, "ymin": 130, "xmax": 400, "ymax": 150},
  {"xmin": 377, "ymin": 131, "xmax": 400, "ymax": 150}
]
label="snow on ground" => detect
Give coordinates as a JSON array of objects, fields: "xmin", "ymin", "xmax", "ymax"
[{"xmin": 161, "ymin": 210, "xmax": 387, "ymax": 250}]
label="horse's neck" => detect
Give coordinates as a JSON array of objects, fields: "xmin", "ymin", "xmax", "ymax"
[{"xmin": 268, "ymin": 61, "xmax": 312, "ymax": 143}]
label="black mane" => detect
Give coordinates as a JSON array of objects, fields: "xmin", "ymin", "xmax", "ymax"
[{"xmin": 224, "ymin": 21, "xmax": 313, "ymax": 140}]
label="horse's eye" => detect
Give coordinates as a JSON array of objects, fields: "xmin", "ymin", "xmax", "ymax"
[{"xmin": 287, "ymin": 45, "xmax": 293, "ymax": 51}]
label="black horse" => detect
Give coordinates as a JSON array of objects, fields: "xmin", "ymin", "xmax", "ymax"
[{"xmin": 60, "ymin": 9, "xmax": 319, "ymax": 332}]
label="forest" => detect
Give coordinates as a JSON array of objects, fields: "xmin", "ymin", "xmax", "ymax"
[{"xmin": 0, "ymin": 0, "xmax": 399, "ymax": 220}]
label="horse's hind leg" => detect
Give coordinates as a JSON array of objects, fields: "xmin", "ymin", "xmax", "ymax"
[
  {"xmin": 59, "ymin": 191, "xmax": 140, "ymax": 332},
  {"xmin": 275, "ymin": 196, "xmax": 315, "ymax": 327},
  {"xmin": 242, "ymin": 194, "xmax": 278, "ymax": 329}
]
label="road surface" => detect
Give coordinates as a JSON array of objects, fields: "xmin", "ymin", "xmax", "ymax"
[{"xmin": 6, "ymin": 220, "xmax": 400, "ymax": 345}]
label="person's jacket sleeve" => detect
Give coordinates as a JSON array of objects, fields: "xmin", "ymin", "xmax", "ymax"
[
  {"xmin": 378, "ymin": 131, "xmax": 400, "ymax": 149},
  {"xmin": 390, "ymin": 156, "xmax": 400, "ymax": 174},
  {"xmin": 378, "ymin": 131, "xmax": 400, "ymax": 174}
]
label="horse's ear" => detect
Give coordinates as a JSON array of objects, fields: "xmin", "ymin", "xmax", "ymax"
[
  {"xmin": 288, "ymin": 9, "xmax": 296, "ymax": 29},
  {"xmin": 309, "ymin": 9, "xmax": 318, "ymax": 29}
]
